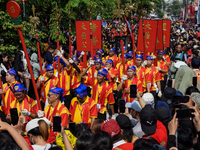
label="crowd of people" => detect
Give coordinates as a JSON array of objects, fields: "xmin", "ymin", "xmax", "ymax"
[{"xmin": 0, "ymin": 19, "xmax": 200, "ymax": 150}]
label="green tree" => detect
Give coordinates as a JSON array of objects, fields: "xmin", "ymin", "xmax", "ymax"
[{"xmin": 167, "ymin": 0, "xmax": 182, "ymax": 16}]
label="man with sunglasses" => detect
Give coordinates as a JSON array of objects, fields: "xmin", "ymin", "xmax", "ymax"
[
  {"xmin": 8, "ymin": 83, "xmax": 38, "ymax": 122},
  {"xmin": 43, "ymin": 86, "xmax": 70, "ymax": 143}
]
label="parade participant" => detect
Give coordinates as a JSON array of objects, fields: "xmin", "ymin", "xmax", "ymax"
[
  {"xmin": 143, "ymin": 55, "xmax": 162, "ymax": 100},
  {"xmin": 126, "ymin": 51, "xmax": 134, "ymax": 66},
  {"xmin": 118, "ymin": 46, "xmax": 128, "ymax": 63},
  {"xmin": 156, "ymin": 50, "xmax": 168, "ymax": 92},
  {"xmin": 69, "ymin": 84, "xmax": 97, "ymax": 127},
  {"xmin": 43, "ymin": 87, "xmax": 70, "ymax": 143},
  {"xmin": 88, "ymin": 68, "xmax": 115, "ymax": 120},
  {"xmin": 117, "ymin": 66, "xmax": 143, "ymax": 103},
  {"xmin": 8, "ymin": 83, "xmax": 38, "ymax": 122},
  {"xmin": 105, "ymin": 48, "xmax": 119, "ymax": 68},
  {"xmin": 82, "ymin": 58, "xmax": 101, "ymax": 83},
  {"xmin": 36, "ymin": 64, "xmax": 58, "ymax": 109},
  {"xmin": 0, "ymin": 69, "xmax": 19, "ymax": 115},
  {"xmin": 135, "ymin": 54, "xmax": 150, "ymax": 93},
  {"xmin": 70, "ymin": 56, "xmax": 83, "ymax": 90},
  {"xmin": 116, "ymin": 54, "xmax": 129, "ymax": 82},
  {"xmin": 55, "ymin": 51, "xmax": 72, "ymax": 109},
  {"xmin": 105, "ymin": 59, "xmax": 118, "ymax": 91}
]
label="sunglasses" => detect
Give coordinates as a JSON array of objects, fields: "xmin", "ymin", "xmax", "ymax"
[{"xmin": 47, "ymin": 94, "xmax": 55, "ymax": 97}]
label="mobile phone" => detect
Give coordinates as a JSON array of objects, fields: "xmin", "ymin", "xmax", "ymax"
[
  {"xmin": 119, "ymin": 99, "xmax": 125, "ymax": 113},
  {"xmin": 176, "ymin": 109, "xmax": 194, "ymax": 118},
  {"xmin": 69, "ymin": 122, "xmax": 76, "ymax": 133},
  {"xmin": 53, "ymin": 116, "xmax": 61, "ymax": 132},
  {"xmin": 130, "ymin": 84, "xmax": 137, "ymax": 98},
  {"xmin": 168, "ymin": 79, "xmax": 172, "ymax": 88},
  {"xmin": 193, "ymin": 77, "xmax": 197, "ymax": 87},
  {"xmin": 172, "ymin": 95, "xmax": 189, "ymax": 104},
  {"xmin": 10, "ymin": 108, "xmax": 19, "ymax": 125}
]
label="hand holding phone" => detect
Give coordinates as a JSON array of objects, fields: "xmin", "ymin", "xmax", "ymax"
[
  {"xmin": 130, "ymin": 84, "xmax": 137, "ymax": 98},
  {"xmin": 193, "ymin": 77, "xmax": 197, "ymax": 87},
  {"xmin": 10, "ymin": 108, "xmax": 19, "ymax": 125},
  {"xmin": 53, "ymin": 116, "xmax": 61, "ymax": 132}
]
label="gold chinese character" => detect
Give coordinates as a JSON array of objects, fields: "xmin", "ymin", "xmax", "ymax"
[
  {"xmin": 81, "ymin": 23, "xmax": 86, "ymax": 30},
  {"xmin": 145, "ymin": 42, "xmax": 150, "ymax": 49},
  {"xmin": 156, "ymin": 38, "xmax": 159, "ymax": 45},
  {"xmin": 81, "ymin": 32, "xmax": 86, "ymax": 40},
  {"xmin": 145, "ymin": 32, "xmax": 150, "ymax": 40},
  {"xmin": 93, "ymin": 36, "xmax": 98, "ymax": 46},
  {"xmin": 91, "ymin": 23, "xmax": 98, "ymax": 33},
  {"xmin": 10, "ymin": 6, "xmax": 15, "ymax": 13},
  {"xmin": 163, "ymin": 35, "xmax": 166, "ymax": 44},
  {"xmin": 145, "ymin": 22, "xmax": 151, "ymax": 30},
  {"xmin": 82, "ymin": 42, "xmax": 87, "ymax": 48},
  {"xmin": 163, "ymin": 23, "xmax": 167, "ymax": 31}
]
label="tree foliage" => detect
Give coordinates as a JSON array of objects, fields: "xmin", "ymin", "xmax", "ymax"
[
  {"xmin": 0, "ymin": 0, "xmax": 163, "ymax": 54},
  {"xmin": 167, "ymin": 0, "xmax": 182, "ymax": 16}
]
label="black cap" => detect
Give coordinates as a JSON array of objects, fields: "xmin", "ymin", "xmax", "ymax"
[
  {"xmin": 161, "ymin": 87, "xmax": 176, "ymax": 105},
  {"xmin": 191, "ymin": 57, "xmax": 200, "ymax": 68},
  {"xmin": 116, "ymin": 114, "xmax": 133, "ymax": 129},
  {"xmin": 140, "ymin": 105, "xmax": 158, "ymax": 135}
]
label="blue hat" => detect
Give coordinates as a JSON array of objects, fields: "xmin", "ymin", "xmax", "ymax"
[
  {"xmin": 95, "ymin": 58, "xmax": 102, "ymax": 64},
  {"xmin": 123, "ymin": 46, "xmax": 127, "ymax": 50},
  {"xmin": 128, "ymin": 51, "xmax": 133, "ymax": 57},
  {"xmin": 110, "ymin": 48, "xmax": 115, "ymax": 53},
  {"xmin": 146, "ymin": 55, "xmax": 153, "ymax": 61},
  {"xmin": 46, "ymin": 64, "xmax": 54, "ymax": 71},
  {"xmin": 13, "ymin": 83, "xmax": 27, "ymax": 93},
  {"xmin": 106, "ymin": 59, "xmax": 113, "ymax": 66},
  {"xmin": 97, "ymin": 69, "xmax": 109, "ymax": 81},
  {"xmin": 96, "ymin": 52, "xmax": 102, "ymax": 57},
  {"xmin": 8, "ymin": 69, "xmax": 19, "ymax": 80},
  {"xmin": 127, "ymin": 65, "xmax": 136, "ymax": 72},
  {"xmin": 49, "ymin": 87, "xmax": 65, "ymax": 102},
  {"xmin": 98, "ymin": 49, "xmax": 104, "ymax": 54},
  {"xmin": 157, "ymin": 50, "xmax": 164, "ymax": 55},
  {"xmin": 72, "ymin": 57, "xmax": 80, "ymax": 63},
  {"xmin": 176, "ymin": 90, "xmax": 183, "ymax": 96},
  {"xmin": 156, "ymin": 101, "xmax": 172, "ymax": 118},
  {"xmin": 76, "ymin": 84, "xmax": 88, "ymax": 98},
  {"xmin": 93, "ymin": 55, "xmax": 96, "ymax": 60},
  {"xmin": 8, "ymin": 69, "xmax": 17, "ymax": 76},
  {"xmin": 136, "ymin": 54, "xmax": 143, "ymax": 61},
  {"xmin": 121, "ymin": 54, "xmax": 129, "ymax": 59},
  {"xmin": 54, "ymin": 56, "xmax": 66, "ymax": 68}
]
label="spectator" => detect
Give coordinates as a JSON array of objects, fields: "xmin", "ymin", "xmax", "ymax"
[{"xmin": 43, "ymin": 44, "xmax": 56, "ymax": 65}]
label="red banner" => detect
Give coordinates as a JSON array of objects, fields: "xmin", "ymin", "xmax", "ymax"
[
  {"xmin": 137, "ymin": 19, "xmax": 158, "ymax": 52},
  {"xmin": 92, "ymin": 20, "xmax": 101, "ymax": 49},
  {"xmin": 163, "ymin": 20, "xmax": 171, "ymax": 47},
  {"xmin": 156, "ymin": 20, "xmax": 163, "ymax": 50},
  {"xmin": 76, "ymin": 21, "xmax": 90, "ymax": 51},
  {"xmin": 187, "ymin": 5, "xmax": 195, "ymax": 23}
]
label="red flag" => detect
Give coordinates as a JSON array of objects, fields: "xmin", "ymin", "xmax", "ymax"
[
  {"xmin": 156, "ymin": 20, "xmax": 163, "ymax": 50},
  {"xmin": 92, "ymin": 20, "xmax": 101, "ymax": 49},
  {"xmin": 163, "ymin": 20, "xmax": 171, "ymax": 47},
  {"xmin": 76, "ymin": 21, "xmax": 90, "ymax": 51},
  {"xmin": 137, "ymin": 19, "xmax": 158, "ymax": 52}
]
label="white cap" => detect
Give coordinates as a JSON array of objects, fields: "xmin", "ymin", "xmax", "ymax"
[
  {"xmin": 26, "ymin": 118, "xmax": 48, "ymax": 133},
  {"xmin": 174, "ymin": 61, "xmax": 187, "ymax": 69},
  {"xmin": 126, "ymin": 101, "xmax": 142, "ymax": 112},
  {"xmin": 142, "ymin": 93, "xmax": 154, "ymax": 103}
]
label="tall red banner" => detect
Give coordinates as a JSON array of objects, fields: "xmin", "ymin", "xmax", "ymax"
[
  {"xmin": 156, "ymin": 20, "xmax": 163, "ymax": 50},
  {"xmin": 187, "ymin": 5, "xmax": 195, "ymax": 23},
  {"xmin": 76, "ymin": 21, "xmax": 90, "ymax": 51},
  {"xmin": 92, "ymin": 20, "xmax": 101, "ymax": 49},
  {"xmin": 163, "ymin": 20, "xmax": 171, "ymax": 47},
  {"xmin": 137, "ymin": 19, "xmax": 158, "ymax": 52}
]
